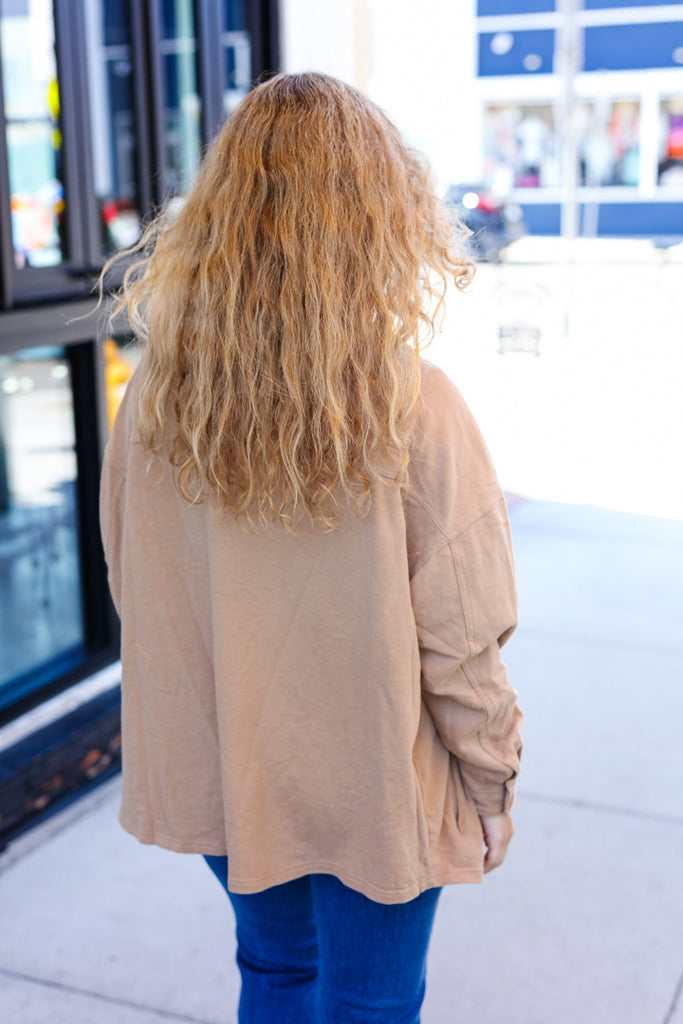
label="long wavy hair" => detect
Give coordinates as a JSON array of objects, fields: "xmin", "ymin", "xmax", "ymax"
[{"xmin": 100, "ymin": 71, "xmax": 474, "ymax": 532}]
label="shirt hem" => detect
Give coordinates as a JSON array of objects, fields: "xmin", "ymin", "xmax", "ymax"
[{"xmin": 118, "ymin": 809, "xmax": 485, "ymax": 903}]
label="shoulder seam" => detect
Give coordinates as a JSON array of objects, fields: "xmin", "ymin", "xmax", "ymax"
[{"xmin": 409, "ymin": 494, "xmax": 507, "ymax": 581}]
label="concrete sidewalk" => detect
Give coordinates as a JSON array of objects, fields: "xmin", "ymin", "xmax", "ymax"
[{"xmin": 1, "ymin": 498, "xmax": 682, "ymax": 1024}]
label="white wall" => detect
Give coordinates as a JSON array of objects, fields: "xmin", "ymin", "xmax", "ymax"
[
  {"xmin": 280, "ymin": 0, "xmax": 356, "ymax": 85},
  {"xmin": 280, "ymin": 0, "xmax": 482, "ymax": 190}
]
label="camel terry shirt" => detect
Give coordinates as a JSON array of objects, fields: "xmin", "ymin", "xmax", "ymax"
[{"xmin": 100, "ymin": 356, "xmax": 524, "ymax": 905}]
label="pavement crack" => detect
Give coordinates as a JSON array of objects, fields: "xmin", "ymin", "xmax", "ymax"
[
  {"xmin": 520, "ymin": 790, "xmax": 683, "ymax": 827},
  {"xmin": 0, "ymin": 966, "xmax": 220, "ymax": 1023}
]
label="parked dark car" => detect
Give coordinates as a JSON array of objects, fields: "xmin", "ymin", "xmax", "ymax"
[{"xmin": 444, "ymin": 184, "xmax": 526, "ymax": 262}]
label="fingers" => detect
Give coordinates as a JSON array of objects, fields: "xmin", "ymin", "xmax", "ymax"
[
  {"xmin": 480, "ymin": 813, "xmax": 514, "ymax": 874},
  {"xmin": 483, "ymin": 840, "xmax": 508, "ymax": 873}
]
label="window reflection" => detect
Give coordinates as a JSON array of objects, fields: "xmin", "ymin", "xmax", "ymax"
[
  {"xmin": 83, "ymin": 0, "xmax": 142, "ymax": 252},
  {"xmin": 483, "ymin": 99, "xmax": 640, "ymax": 192},
  {"xmin": 0, "ymin": 0, "xmax": 65, "ymax": 268},
  {"xmin": 0, "ymin": 349, "xmax": 84, "ymax": 709},
  {"xmin": 578, "ymin": 99, "xmax": 640, "ymax": 188},
  {"xmin": 484, "ymin": 104, "xmax": 560, "ymax": 190},
  {"xmin": 659, "ymin": 97, "xmax": 683, "ymax": 187},
  {"xmin": 103, "ymin": 336, "xmax": 139, "ymax": 430},
  {"xmin": 222, "ymin": 0, "xmax": 251, "ymax": 117},
  {"xmin": 160, "ymin": 0, "xmax": 201, "ymax": 198}
]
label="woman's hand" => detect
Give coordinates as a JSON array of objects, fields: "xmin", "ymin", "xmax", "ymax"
[{"xmin": 480, "ymin": 813, "xmax": 515, "ymax": 873}]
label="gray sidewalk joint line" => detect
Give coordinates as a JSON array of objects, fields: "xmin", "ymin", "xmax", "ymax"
[
  {"xmin": 662, "ymin": 965, "xmax": 683, "ymax": 1024},
  {"xmin": 0, "ymin": 966, "xmax": 219, "ymax": 1024},
  {"xmin": 520, "ymin": 790, "xmax": 683, "ymax": 827}
]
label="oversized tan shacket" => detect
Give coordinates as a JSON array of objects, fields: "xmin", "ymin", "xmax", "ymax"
[{"xmin": 100, "ymin": 355, "xmax": 524, "ymax": 904}]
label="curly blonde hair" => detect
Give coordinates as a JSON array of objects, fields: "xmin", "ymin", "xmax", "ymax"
[{"xmin": 101, "ymin": 72, "xmax": 474, "ymax": 532}]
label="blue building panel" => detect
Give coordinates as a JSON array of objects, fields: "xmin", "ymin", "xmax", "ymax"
[
  {"xmin": 519, "ymin": 204, "xmax": 562, "ymax": 235},
  {"xmin": 596, "ymin": 202, "xmax": 683, "ymax": 236},
  {"xmin": 584, "ymin": 22, "xmax": 683, "ymax": 71},
  {"xmin": 478, "ymin": 0, "xmax": 681, "ymax": 11},
  {"xmin": 477, "ymin": 0, "xmax": 554, "ymax": 13},
  {"xmin": 519, "ymin": 202, "xmax": 683, "ymax": 237},
  {"xmin": 478, "ymin": 29, "xmax": 556, "ymax": 76},
  {"xmin": 585, "ymin": 0, "xmax": 682, "ymax": 8}
]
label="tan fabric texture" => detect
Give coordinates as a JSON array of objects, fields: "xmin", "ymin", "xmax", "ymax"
[{"xmin": 100, "ymin": 356, "xmax": 524, "ymax": 904}]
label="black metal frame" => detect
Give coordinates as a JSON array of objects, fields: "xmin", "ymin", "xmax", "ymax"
[
  {"xmin": 0, "ymin": 0, "xmax": 280, "ymax": 727},
  {"xmin": 248, "ymin": 0, "xmax": 280, "ymax": 84},
  {"xmin": 68, "ymin": 340, "xmax": 117, "ymax": 655},
  {"xmin": 197, "ymin": 0, "xmax": 225, "ymax": 144},
  {"xmin": 0, "ymin": 44, "xmax": 11, "ymax": 310}
]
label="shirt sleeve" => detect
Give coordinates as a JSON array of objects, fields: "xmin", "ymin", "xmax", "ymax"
[
  {"xmin": 409, "ymin": 493, "xmax": 523, "ymax": 816},
  {"xmin": 405, "ymin": 361, "xmax": 524, "ymax": 817}
]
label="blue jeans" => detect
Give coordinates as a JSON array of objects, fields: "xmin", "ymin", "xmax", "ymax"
[{"xmin": 203, "ymin": 855, "xmax": 442, "ymax": 1024}]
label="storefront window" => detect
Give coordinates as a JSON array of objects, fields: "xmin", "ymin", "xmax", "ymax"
[
  {"xmin": 83, "ymin": 0, "xmax": 142, "ymax": 253},
  {"xmin": 658, "ymin": 97, "xmax": 683, "ymax": 186},
  {"xmin": 484, "ymin": 104, "xmax": 560, "ymax": 191},
  {"xmin": 0, "ymin": 0, "xmax": 65, "ymax": 269},
  {"xmin": 578, "ymin": 98, "xmax": 640, "ymax": 187},
  {"xmin": 0, "ymin": 348, "xmax": 84, "ymax": 710},
  {"xmin": 483, "ymin": 98, "xmax": 640, "ymax": 192},
  {"xmin": 160, "ymin": 0, "xmax": 201, "ymax": 198}
]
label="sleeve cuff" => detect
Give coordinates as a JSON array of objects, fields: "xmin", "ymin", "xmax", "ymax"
[{"xmin": 464, "ymin": 773, "xmax": 518, "ymax": 817}]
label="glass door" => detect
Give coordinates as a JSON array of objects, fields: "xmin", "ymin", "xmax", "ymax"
[{"xmin": 0, "ymin": 345, "xmax": 85, "ymax": 710}]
